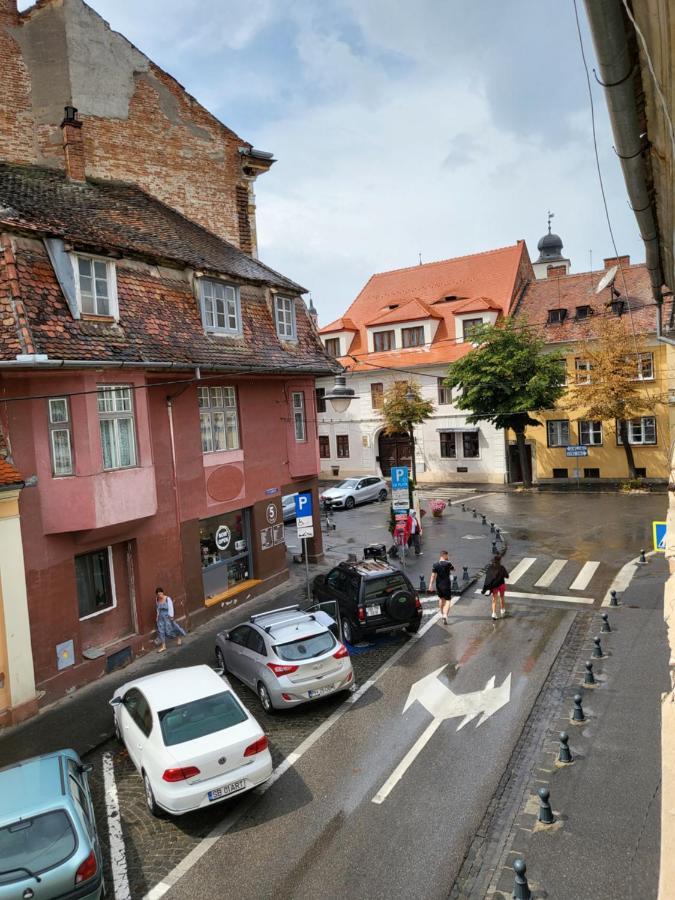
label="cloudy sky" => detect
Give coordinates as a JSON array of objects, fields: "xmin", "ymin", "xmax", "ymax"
[{"xmin": 22, "ymin": 1, "xmax": 643, "ymax": 324}]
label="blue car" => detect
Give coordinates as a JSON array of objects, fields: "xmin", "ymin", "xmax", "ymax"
[{"xmin": 0, "ymin": 749, "xmax": 104, "ymax": 899}]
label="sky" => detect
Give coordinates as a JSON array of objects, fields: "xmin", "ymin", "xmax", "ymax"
[{"xmin": 20, "ymin": 1, "xmax": 644, "ymax": 325}]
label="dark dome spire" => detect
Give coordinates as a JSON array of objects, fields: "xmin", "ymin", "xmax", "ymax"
[{"xmin": 536, "ymin": 211, "xmax": 564, "ymax": 262}]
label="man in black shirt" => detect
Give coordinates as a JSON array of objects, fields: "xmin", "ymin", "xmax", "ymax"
[{"xmin": 429, "ymin": 550, "xmax": 454, "ymax": 625}]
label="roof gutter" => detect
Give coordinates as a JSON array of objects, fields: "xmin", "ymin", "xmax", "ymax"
[
  {"xmin": 0, "ymin": 357, "xmax": 336, "ymax": 376},
  {"xmin": 582, "ymin": 0, "xmax": 672, "ymax": 342}
]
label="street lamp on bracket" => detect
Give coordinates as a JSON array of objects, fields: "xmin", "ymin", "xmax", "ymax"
[{"xmin": 324, "ymin": 373, "xmax": 355, "ymax": 413}]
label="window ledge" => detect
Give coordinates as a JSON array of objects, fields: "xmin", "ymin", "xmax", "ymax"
[
  {"xmin": 81, "ymin": 313, "xmax": 116, "ymax": 323},
  {"xmin": 203, "ymin": 448, "xmax": 244, "ymax": 465},
  {"xmin": 205, "ymin": 330, "xmax": 243, "ymax": 339}
]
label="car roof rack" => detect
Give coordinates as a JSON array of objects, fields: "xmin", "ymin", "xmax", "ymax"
[
  {"xmin": 250, "ymin": 604, "xmax": 300, "ymax": 623},
  {"xmin": 261, "ymin": 613, "xmax": 320, "ymax": 635},
  {"xmin": 345, "ymin": 559, "xmax": 393, "ymax": 575}
]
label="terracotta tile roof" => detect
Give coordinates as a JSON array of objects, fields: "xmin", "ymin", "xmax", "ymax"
[
  {"xmin": 348, "ymin": 340, "xmax": 470, "ymax": 372},
  {"xmin": 513, "ymin": 263, "xmax": 659, "ymax": 342},
  {"xmin": 330, "ymin": 242, "xmax": 530, "ymax": 370},
  {"xmin": 0, "ymin": 162, "xmax": 303, "ymax": 292},
  {"xmin": 365, "ymin": 298, "xmax": 442, "ymax": 326},
  {"xmin": 0, "ymin": 459, "xmax": 23, "ymax": 487},
  {"xmin": 0, "ymin": 242, "xmax": 336, "ymax": 374},
  {"xmin": 451, "ymin": 296, "xmax": 502, "ymax": 314},
  {"xmin": 319, "ymin": 316, "xmax": 358, "ymax": 334}
]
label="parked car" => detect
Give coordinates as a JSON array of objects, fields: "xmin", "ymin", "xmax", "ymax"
[
  {"xmin": 282, "ymin": 492, "xmax": 298, "ymax": 522},
  {"xmin": 320, "ymin": 476, "xmax": 388, "ymax": 510},
  {"xmin": 110, "ymin": 665, "xmax": 272, "ymax": 817},
  {"xmin": 312, "ymin": 558, "xmax": 422, "ymax": 644},
  {"xmin": 0, "ymin": 749, "xmax": 104, "ymax": 900},
  {"xmin": 215, "ymin": 605, "xmax": 354, "ymax": 713}
]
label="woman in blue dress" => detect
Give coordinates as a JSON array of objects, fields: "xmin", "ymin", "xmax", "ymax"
[{"xmin": 155, "ymin": 587, "xmax": 186, "ymax": 653}]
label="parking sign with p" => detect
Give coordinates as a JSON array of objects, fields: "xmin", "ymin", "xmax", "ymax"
[{"xmin": 295, "ymin": 491, "xmax": 314, "ymax": 539}]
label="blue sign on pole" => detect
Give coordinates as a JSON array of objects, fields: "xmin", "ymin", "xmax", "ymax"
[
  {"xmin": 565, "ymin": 445, "xmax": 589, "ymax": 458},
  {"xmin": 391, "ymin": 466, "xmax": 409, "ymax": 490},
  {"xmin": 295, "ymin": 491, "xmax": 313, "ymax": 518}
]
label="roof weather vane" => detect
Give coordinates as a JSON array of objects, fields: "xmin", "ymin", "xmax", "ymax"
[{"xmin": 547, "ymin": 210, "xmax": 555, "ymax": 234}]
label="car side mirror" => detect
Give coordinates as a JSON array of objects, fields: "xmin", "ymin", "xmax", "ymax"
[
  {"xmin": 79, "ymin": 763, "xmax": 94, "ymax": 775},
  {"xmin": 223, "ymin": 633, "xmax": 231, "ymax": 641},
  {"xmin": 109, "ymin": 696, "xmax": 123, "ymax": 707}
]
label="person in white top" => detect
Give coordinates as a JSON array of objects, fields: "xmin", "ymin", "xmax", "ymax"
[
  {"xmin": 406, "ymin": 509, "xmax": 423, "ymax": 556},
  {"xmin": 155, "ymin": 587, "xmax": 186, "ymax": 653}
]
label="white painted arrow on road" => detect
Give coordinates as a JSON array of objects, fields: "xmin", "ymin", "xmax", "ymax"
[{"xmin": 372, "ymin": 667, "xmax": 511, "ymax": 804}]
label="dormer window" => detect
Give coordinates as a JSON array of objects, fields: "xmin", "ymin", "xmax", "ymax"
[
  {"xmin": 462, "ymin": 318, "xmax": 484, "ymax": 341},
  {"xmin": 274, "ymin": 295, "xmax": 296, "ymax": 340},
  {"xmin": 547, "ymin": 308, "xmax": 567, "ymax": 325},
  {"xmin": 200, "ymin": 279, "xmax": 241, "ymax": 335},
  {"xmin": 575, "ymin": 305, "xmax": 592, "ymax": 320},
  {"xmin": 324, "ymin": 337, "xmax": 340, "ymax": 357},
  {"xmin": 373, "ymin": 330, "xmax": 395, "ymax": 352},
  {"xmin": 402, "ymin": 326, "xmax": 424, "ymax": 348},
  {"xmin": 73, "ymin": 254, "xmax": 117, "ymax": 318}
]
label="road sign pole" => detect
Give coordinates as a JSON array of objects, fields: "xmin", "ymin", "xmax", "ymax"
[{"xmin": 303, "ymin": 537, "xmax": 311, "ymax": 603}]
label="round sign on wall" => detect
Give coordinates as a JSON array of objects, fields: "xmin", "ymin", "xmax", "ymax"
[
  {"xmin": 215, "ymin": 525, "xmax": 231, "ymax": 551},
  {"xmin": 266, "ymin": 503, "xmax": 278, "ymax": 524}
]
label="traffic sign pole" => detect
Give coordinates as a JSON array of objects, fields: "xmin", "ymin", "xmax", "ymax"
[{"xmin": 304, "ymin": 537, "xmax": 311, "ymax": 602}]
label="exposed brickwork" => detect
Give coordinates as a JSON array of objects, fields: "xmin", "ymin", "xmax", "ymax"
[
  {"xmin": 236, "ymin": 183, "xmax": 253, "ymax": 255},
  {"xmin": 61, "ymin": 118, "xmax": 85, "ymax": 182},
  {"xmin": 604, "ymin": 254, "xmax": 631, "ymax": 269},
  {"xmin": 0, "ymin": 234, "xmax": 34, "ymax": 354},
  {"xmin": 0, "ymin": 6, "xmax": 36, "ymax": 164},
  {"xmin": 547, "ymin": 264, "xmax": 568, "ymax": 277}
]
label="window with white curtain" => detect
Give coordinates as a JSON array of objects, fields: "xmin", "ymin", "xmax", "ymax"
[
  {"xmin": 198, "ymin": 386, "xmax": 240, "ymax": 452},
  {"xmin": 48, "ymin": 397, "xmax": 73, "ymax": 476},
  {"xmin": 97, "ymin": 386, "xmax": 137, "ymax": 470}
]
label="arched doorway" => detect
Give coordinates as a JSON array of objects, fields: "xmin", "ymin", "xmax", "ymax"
[{"xmin": 378, "ymin": 431, "xmax": 412, "ymax": 477}]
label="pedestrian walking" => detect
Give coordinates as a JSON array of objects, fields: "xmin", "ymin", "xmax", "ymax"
[
  {"xmin": 155, "ymin": 587, "xmax": 186, "ymax": 653},
  {"xmin": 429, "ymin": 550, "xmax": 454, "ymax": 624},
  {"xmin": 406, "ymin": 509, "xmax": 423, "ymax": 556},
  {"xmin": 481, "ymin": 555, "xmax": 509, "ymax": 620}
]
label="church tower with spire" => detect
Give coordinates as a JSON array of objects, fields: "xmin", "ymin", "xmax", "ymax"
[{"xmin": 532, "ymin": 212, "xmax": 571, "ymax": 279}]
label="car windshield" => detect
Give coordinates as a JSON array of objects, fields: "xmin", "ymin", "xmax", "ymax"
[
  {"xmin": 275, "ymin": 631, "xmax": 336, "ymax": 661},
  {"xmin": 363, "ymin": 573, "xmax": 408, "ymax": 600},
  {"xmin": 159, "ymin": 691, "xmax": 248, "ymax": 747},
  {"xmin": 337, "ymin": 480, "xmax": 359, "ymax": 489},
  {"xmin": 0, "ymin": 810, "xmax": 76, "ymax": 885}
]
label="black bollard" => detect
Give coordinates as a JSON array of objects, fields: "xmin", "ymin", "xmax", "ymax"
[
  {"xmin": 490, "ymin": 521, "xmax": 495, "ymax": 533},
  {"xmin": 492, "ymin": 542, "xmax": 499, "ymax": 554},
  {"xmin": 584, "ymin": 661, "xmax": 595, "ymax": 685},
  {"xmin": 610, "ymin": 589, "xmax": 618, "ymax": 607},
  {"xmin": 496, "ymin": 528, "xmax": 501, "ymax": 540},
  {"xmin": 538, "ymin": 786, "xmax": 555, "ymax": 824},
  {"xmin": 558, "ymin": 731, "xmax": 573, "ymax": 763},
  {"xmin": 419, "ymin": 574, "xmax": 427, "ymax": 593},
  {"xmin": 512, "ymin": 858, "xmax": 532, "ymax": 900},
  {"xmin": 481, "ymin": 514, "xmax": 487, "ymax": 525},
  {"xmin": 638, "ymin": 548, "xmax": 647, "ymax": 564},
  {"xmin": 601, "ymin": 613, "xmax": 611, "ymax": 633},
  {"xmin": 461, "ymin": 503, "xmax": 466, "ymax": 512},
  {"xmin": 462, "ymin": 566, "xmax": 469, "ymax": 581},
  {"xmin": 592, "ymin": 636, "xmax": 604, "ymax": 659},
  {"xmin": 451, "ymin": 574, "xmax": 459, "ymax": 592},
  {"xmin": 572, "ymin": 693, "xmax": 585, "ymax": 722},
  {"xmin": 472, "ymin": 508, "xmax": 477, "ymax": 518}
]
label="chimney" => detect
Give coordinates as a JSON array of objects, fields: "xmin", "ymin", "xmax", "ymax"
[
  {"xmin": 547, "ymin": 264, "xmax": 568, "ymax": 278},
  {"xmin": 604, "ymin": 255, "xmax": 630, "ymax": 269},
  {"xmin": 61, "ymin": 106, "xmax": 86, "ymax": 182}
]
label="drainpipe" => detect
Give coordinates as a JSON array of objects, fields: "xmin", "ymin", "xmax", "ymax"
[
  {"xmin": 166, "ymin": 386, "xmax": 193, "ymax": 631},
  {"xmin": 582, "ymin": 0, "xmax": 670, "ymax": 336}
]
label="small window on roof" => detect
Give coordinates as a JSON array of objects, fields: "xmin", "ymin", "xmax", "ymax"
[
  {"xmin": 73, "ymin": 254, "xmax": 118, "ymax": 318},
  {"xmin": 547, "ymin": 308, "xmax": 567, "ymax": 325},
  {"xmin": 386, "ymin": 304, "xmax": 400, "ymax": 310}
]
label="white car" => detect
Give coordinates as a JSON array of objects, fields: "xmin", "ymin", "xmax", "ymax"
[
  {"xmin": 110, "ymin": 665, "xmax": 272, "ymax": 817},
  {"xmin": 320, "ymin": 476, "xmax": 388, "ymax": 510}
]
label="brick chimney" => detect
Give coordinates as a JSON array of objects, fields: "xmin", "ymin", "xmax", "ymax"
[
  {"xmin": 0, "ymin": 0, "xmax": 19, "ymax": 25},
  {"xmin": 604, "ymin": 255, "xmax": 630, "ymax": 269},
  {"xmin": 547, "ymin": 264, "xmax": 568, "ymax": 278},
  {"xmin": 61, "ymin": 106, "xmax": 86, "ymax": 181}
]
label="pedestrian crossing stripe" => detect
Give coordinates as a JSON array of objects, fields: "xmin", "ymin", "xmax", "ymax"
[{"xmin": 474, "ymin": 588, "xmax": 595, "ymax": 605}]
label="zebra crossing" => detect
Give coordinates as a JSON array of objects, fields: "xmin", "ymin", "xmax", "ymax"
[{"xmin": 478, "ymin": 554, "xmax": 607, "ymax": 607}]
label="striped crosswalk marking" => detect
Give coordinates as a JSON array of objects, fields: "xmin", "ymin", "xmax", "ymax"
[
  {"xmin": 506, "ymin": 557, "xmax": 536, "ymax": 585},
  {"xmin": 534, "ymin": 559, "xmax": 567, "ymax": 588},
  {"xmin": 475, "ymin": 588, "xmax": 594, "ymax": 605},
  {"xmin": 569, "ymin": 560, "xmax": 601, "ymax": 591}
]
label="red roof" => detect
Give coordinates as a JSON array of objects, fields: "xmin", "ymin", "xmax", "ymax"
[
  {"xmin": 330, "ymin": 242, "xmax": 531, "ymax": 370},
  {"xmin": 319, "ymin": 316, "xmax": 358, "ymax": 334},
  {"xmin": 0, "ymin": 460, "xmax": 23, "ymax": 487}
]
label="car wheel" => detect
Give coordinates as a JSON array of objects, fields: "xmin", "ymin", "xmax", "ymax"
[
  {"xmin": 342, "ymin": 618, "xmax": 362, "ymax": 645},
  {"xmin": 344, "ymin": 496, "xmax": 356, "ymax": 510},
  {"xmin": 378, "ymin": 489, "xmax": 388, "ymax": 502},
  {"xmin": 406, "ymin": 618, "xmax": 421, "ymax": 634},
  {"xmin": 215, "ymin": 646, "xmax": 227, "ymax": 674},
  {"xmin": 257, "ymin": 681, "xmax": 276, "ymax": 715},
  {"xmin": 143, "ymin": 772, "xmax": 162, "ymax": 818}
]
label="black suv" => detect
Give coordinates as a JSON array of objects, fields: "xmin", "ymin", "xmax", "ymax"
[{"xmin": 312, "ymin": 559, "xmax": 422, "ymax": 645}]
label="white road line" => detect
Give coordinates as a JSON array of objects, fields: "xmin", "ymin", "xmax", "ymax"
[
  {"xmin": 569, "ymin": 561, "xmax": 601, "ymax": 591},
  {"xmin": 102, "ymin": 752, "xmax": 131, "ymax": 900},
  {"xmin": 534, "ymin": 559, "xmax": 567, "ymax": 588},
  {"xmin": 601, "ymin": 550, "xmax": 659, "ymax": 606},
  {"xmin": 506, "ymin": 557, "xmax": 536, "ymax": 585},
  {"xmin": 449, "ymin": 493, "xmax": 490, "ymax": 506},
  {"xmin": 143, "ymin": 606, "xmax": 449, "ymax": 899},
  {"xmin": 474, "ymin": 589, "xmax": 594, "ymax": 605},
  {"xmin": 371, "ymin": 719, "xmax": 441, "ymax": 805}
]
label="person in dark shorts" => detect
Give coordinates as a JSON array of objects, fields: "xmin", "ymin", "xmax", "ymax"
[
  {"xmin": 481, "ymin": 555, "xmax": 509, "ymax": 619},
  {"xmin": 429, "ymin": 550, "xmax": 454, "ymax": 624}
]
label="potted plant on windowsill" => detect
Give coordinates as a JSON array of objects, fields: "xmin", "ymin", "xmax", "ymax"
[{"xmin": 429, "ymin": 499, "xmax": 447, "ymax": 518}]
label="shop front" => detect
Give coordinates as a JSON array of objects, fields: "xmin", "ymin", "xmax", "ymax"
[{"xmin": 200, "ymin": 509, "xmax": 253, "ymax": 599}]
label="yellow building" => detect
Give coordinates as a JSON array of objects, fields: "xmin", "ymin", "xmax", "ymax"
[{"xmin": 514, "ymin": 257, "xmax": 670, "ymax": 484}]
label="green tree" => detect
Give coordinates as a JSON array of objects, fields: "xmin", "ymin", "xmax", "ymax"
[
  {"xmin": 380, "ymin": 381, "xmax": 434, "ymax": 484},
  {"xmin": 445, "ymin": 318, "xmax": 565, "ymax": 487}
]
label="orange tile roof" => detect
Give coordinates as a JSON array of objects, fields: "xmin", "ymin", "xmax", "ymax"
[
  {"xmin": 0, "ymin": 459, "xmax": 24, "ymax": 487},
  {"xmin": 328, "ymin": 241, "xmax": 531, "ymax": 370},
  {"xmin": 319, "ymin": 316, "xmax": 358, "ymax": 334},
  {"xmin": 365, "ymin": 298, "xmax": 442, "ymax": 326},
  {"xmin": 451, "ymin": 296, "xmax": 502, "ymax": 314},
  {"xmin": 514, "ymin": 263, "xmax": 659, "ymax": 342}
]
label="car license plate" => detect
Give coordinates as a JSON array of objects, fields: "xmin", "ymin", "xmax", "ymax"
[
  {"xmin": 366, "ymin": 604, "xmax": 381, "ymax": 616},
  {"xmin": 208, "ymin": 779, "xmax": 246, "ymax": 802},
  {"xmin": 308, "ymin": 684, "xmax": 335, "ymax": 698}
]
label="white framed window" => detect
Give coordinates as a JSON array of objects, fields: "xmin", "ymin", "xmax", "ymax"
[
  {"xmin": 636, "ymin": 352, "xmax": 654, "ymax": 380},
  {"xmin": 274, "ymin": 296, "xmax": 296, "ymax": 340},
  {"xmin": 579, "ymin": 420, "xmax": 602, "ymax": 446},
  {"xmin": 462, "ymin": 318, "xmax": 483, "ymax": 341},
  {"xmin": 437, "ymin": 378, "xmax": 452, "ymax": 405},
  {"xmin": 617, "ymin": 416, "xmax": 657, "ymax": 445},
  {"xmin": 75, "ymin": 546, "xmax": 116, "ymax": 620},
  {"xmin": 198, "ymin": 386, "xmax": 240, "ymax": 452},
  {"xmin": 200, "ymin": 279, "xmax": 241, "ymax": 335},
  {"xmin": 575, "ymin": 359, "xmax": 592, "ymax": 384},
  {"xmin": 48, "ymin": 397, "xmax": 73, "ymax": 476},
  {"xmin": 547, "ymin": 419, "xmax": 570, "ymax": 447},
  {"xmin": 97, "ymin": 386, "xmax": 137, "ymax": 470},
  {"xmin": 292, "ymin": 392, "xmax": 306, "ymax": 442},
  {"xmin": 401, "ymin": 326, "xmax": 424, "ymax": 348},
  {"xmin": 462, "ymin": 432, "xmax": 480, "ymax": 458},
  {"xmin": 373, "ymin": 330, "xmax": 395, "ymax": 352},
  {"xmin": 440, "ymin": 432, "xmax": 456, "ymax": 458},
  {"xmin": 73, "ymin": 254, "xmax": 117, "ymax": 317}
]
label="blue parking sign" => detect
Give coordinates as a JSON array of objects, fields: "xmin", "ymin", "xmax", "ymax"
[
  {"xmin": 391, "ymin": 467, "xmax": 409, "ymax": 490},
  {"xmin": 295, "ymin": 492, "xmax": 313, "ymax": 518}
]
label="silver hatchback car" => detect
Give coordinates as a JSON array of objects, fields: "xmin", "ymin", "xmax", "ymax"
[{"xmin": 215, "ymin": 606, "xmax": 354, "ymax": 713}]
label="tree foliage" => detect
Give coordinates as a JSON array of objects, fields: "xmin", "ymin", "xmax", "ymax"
[
  {"xmin": 445, "ymin": 318, "xmax": 566, "ymax": 486},
  {"xmin": 380, "ymin": 381, "xmax": 434, "ymax": 484}
]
